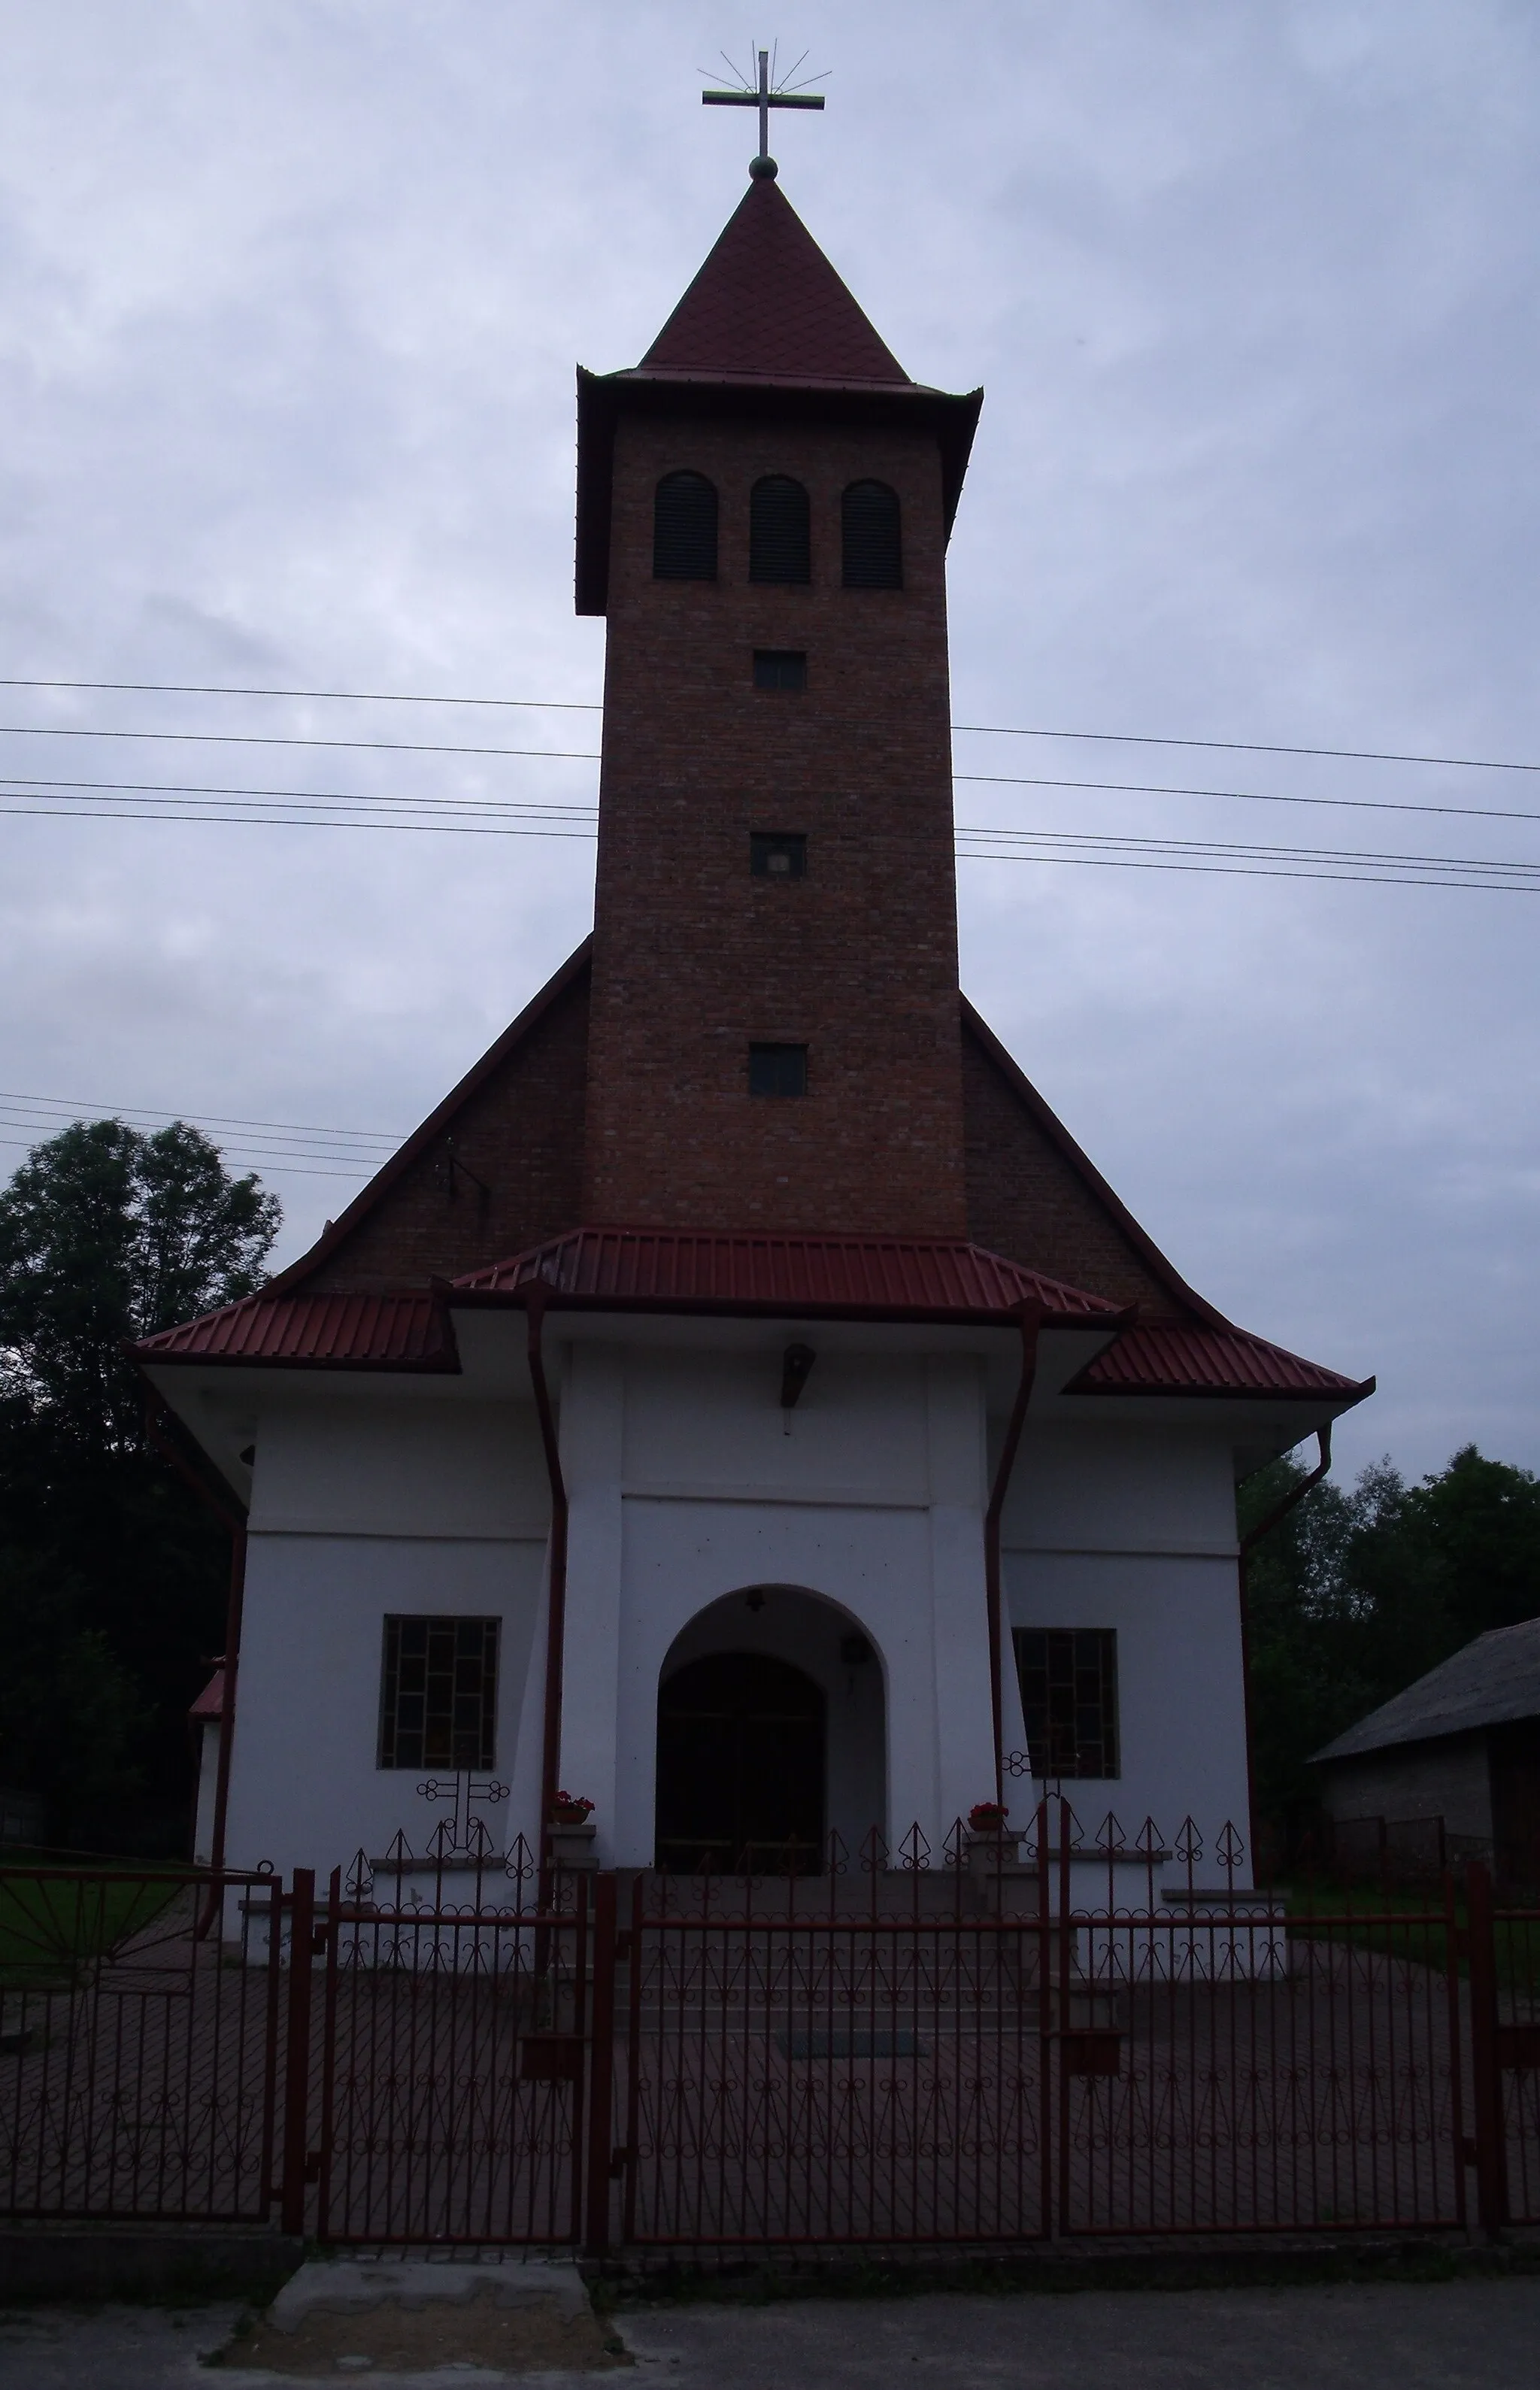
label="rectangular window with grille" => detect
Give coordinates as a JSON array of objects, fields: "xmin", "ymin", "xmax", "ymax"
[
  {"xmin": 1013, "ymin": 1627, "xmax": 1119, "ymax": 1779},
  {"xmin": 378, "ymin": 1615, "xmax": 499, "ymax": 1770}
]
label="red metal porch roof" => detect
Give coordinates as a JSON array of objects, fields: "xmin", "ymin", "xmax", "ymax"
[
  {"xmin": 132, "ymin": 1236, "xmax": 1367, "ymax": 1407},
  {"xmin": 189, "ymin": 1668, "xmax": 226, "ymax": 1721},
  {"xmin": 1068, "ymin": 1322, "xmax": 1372, "ymax": 1401},
  {"xmin": 135, "ymin": 1288, "xmax": 455, "ymax": 1369},
  {"xmin": 454, "ymin": 1227, "xmax": 1118, "ymax": 1321}
]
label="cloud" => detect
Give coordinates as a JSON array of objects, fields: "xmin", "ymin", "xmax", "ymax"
[{"xmin": 0, "ymin": 0, "xmax": 1535, "ymax": 1482}]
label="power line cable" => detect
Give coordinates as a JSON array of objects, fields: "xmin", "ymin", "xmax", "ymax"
[
  {"xmin": 0, "ymin": 1134, "xmax": 372, "ymax": 1178},
  {"xmin": 951, "ymin": 772, "xmax": 1540, "ymax": 826},
  {"xmin": 5, "ymin": 766, "xmax": 1540, "ymax": 831},
  {"xmin": 0, "ymin": 1090, "xmax": 407, "ymax": 1179},
  {"xmin": 0, "ymin": 1091, "xmax": 402, "ymax": 1141},
  {"xmin": 6, "ymin": 776, "xmax": 1536, "ymax": 879},
  {"xmin": 0, "ymin": 723, "xmax": 602, "ymax": 762},
  {"xmin": 2, "ymin": 788, "xmax": 595, "ymax": 826},
  {"xmin": 2, "ymin": 786, "xmax": 1535, "ymax": 889},
  {"xmin": 0, "ymin": 1118, "xmax": 393, "ymax": 1165},
  {"xmin": 956, "ymin": 836, "xmax": 1530, "ymax": 884},
  {"xmin": 2, "ymin": 672, "xmax": 1538, "ymax": 778},
  {"xmin": 960, "ymin": 854, "xmax": 1540, "ymax": 891},
  {"xmin": 0, "ymin": 676, "xmax": 603, "ymax": 711},
  {"xmin": 951, "ymin": 722, "xmax": 1540, "ymax": 777}
]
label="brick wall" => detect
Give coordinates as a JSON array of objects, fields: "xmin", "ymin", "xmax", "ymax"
[
  {"xmin": 302, "ymin": 962, "xmax": 590, "ymax": 1290},
  {"xmin": 581, "ymin": 412, "xmax": 967, "ymax": 1238},
  {"xmin": 1317, "ymin": 1734, "xmax": 1493, "ymax": 1847},
  {"xmin": 294, "ymin": 955, "xmax": 1196, "ymax": 1303},
  {"xmin": 960, "ymin": 1021, "xmax": 1181, "ymax": 1315}
]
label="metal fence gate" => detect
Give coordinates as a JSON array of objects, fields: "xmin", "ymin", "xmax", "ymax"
[
  {"xmin": 0, "ymin": 1867, "xmax": 282, "ymax": 2223},
  {"xmin": 5, "ymin": 1817, "xmax": 1540, "ymax": 2249}
]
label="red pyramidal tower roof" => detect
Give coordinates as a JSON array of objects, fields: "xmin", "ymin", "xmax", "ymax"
[
  {"xmin": 574, "ymin": 174, "xmax": 983, "ymax": 608},
  {"xmin": 638, "ymin": 177, "xmax": 911, "ymax": 388}
]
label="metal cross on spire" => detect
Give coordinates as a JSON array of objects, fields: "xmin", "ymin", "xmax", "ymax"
[{"xmin": 702, "ymin": 44, "xmax": 826, "ymax": 180}]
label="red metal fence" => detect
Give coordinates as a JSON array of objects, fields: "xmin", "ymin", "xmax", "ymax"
[
  {"xmin": 0, "ymin": 1867, "xmax": 280, "ymax": 2222},
  {"xmin": 3, "ymin": 1809, "xmax": 1538, "ymax": 2250}
]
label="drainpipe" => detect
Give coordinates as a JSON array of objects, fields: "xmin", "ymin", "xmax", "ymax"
[
  {"xmin": 1236, "ymin": 1423, "xmax": 1332, "ymax": 1867},
  {"xmin": 983, "ymin": 1303, "xmax": 1044, "ymax": 1809},
  {"xmin": 521, "ymin": 1284, "xmax": 570, "ymax": 1859}
]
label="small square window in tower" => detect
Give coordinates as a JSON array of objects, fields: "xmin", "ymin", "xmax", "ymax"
[
  {"xmin": 750, "ymin": 832, "xmax": 807, "ymax": 879},
  {"xmin": 753, "ymin": 650, "xmax": 807, "ymax": 691},
  {"xmin": 653, "ymin": 470, "xmax": 717, "ymax": 581},
  {"xmin": 749, "ymin": 475, "xmax": 811, "ymax": 583},
  {"xmin": 842, "ymin": 480, "xmax": 903, "ymax": 588},
  {"xmin": 748, "ymin": 1042, "xmax": 808, "ymax": 1098},
  {"xmin": 378, "ymin": 1615, "xmax": 499, "ymax": 1771},
  {"xmin": 1013, "ymin": 1629, "xmax": 1119, "ymax": 1779}
]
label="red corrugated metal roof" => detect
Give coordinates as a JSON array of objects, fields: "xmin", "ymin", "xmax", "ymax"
[
  {"xmin": 639, "ymin": 177, "xmax": 910, "ymax": 387},
  {"xmin": 132, "ymin": 1239, "xmax": 1366, "ymax": 1404},
  {"xmin": 455, "ymin": 1228, "xmax": 1118, "ymax": 1320},
  {"xmin": 189, "ymin": 1668, "xmax": 226, "ymax": 1720},
  {"xmin": 1069, "ymin": 1322, "xmax": 1371, "ymax": 1400},
  {"xmin": 135, "ymin": 1289, "xmax": 454, "ymax": 1369}
]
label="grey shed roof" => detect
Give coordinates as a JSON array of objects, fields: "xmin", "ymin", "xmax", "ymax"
[{"xmin": 1313, "ymin": 1615, "xmax": 1540, "ymax": 1764}]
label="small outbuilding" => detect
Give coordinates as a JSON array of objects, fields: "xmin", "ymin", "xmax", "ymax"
[{"xmin": 1312, "ymin": 1617, "xmax": 1540, "ymax": 1882}]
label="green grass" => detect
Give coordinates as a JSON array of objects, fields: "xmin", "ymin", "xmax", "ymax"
[
  {"xmin": 1276, "ymin": 1879, "xmax": 1540, "ymax": 2000},
  {"xmin": 1281, "ymin": 1878, "xmax": 1461, "ymax": 1955},
  {"xmin": 0, "ymin": 1866, "xmax": 189, "ymax": 1985}
]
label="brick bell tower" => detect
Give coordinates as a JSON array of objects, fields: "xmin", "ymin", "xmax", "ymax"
[{"xmin": 574, "ymin": 167, "xmax": 983, "ymax": 1238}]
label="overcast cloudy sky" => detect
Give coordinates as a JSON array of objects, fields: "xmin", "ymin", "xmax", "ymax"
[{"xmin": 2, "ymin": 2, "xmax": 1536, "ymax": 1485}]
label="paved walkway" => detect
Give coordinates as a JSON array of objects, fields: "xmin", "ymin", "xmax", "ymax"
[{"xmin": 2, "ymin": 2279, "xmax": 1538, "ymax": 2387}]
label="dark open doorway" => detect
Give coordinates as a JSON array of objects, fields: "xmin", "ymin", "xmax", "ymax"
[{"xmin": 655, "ymin": 1651, "xmax": 826, "ymax": 1873}]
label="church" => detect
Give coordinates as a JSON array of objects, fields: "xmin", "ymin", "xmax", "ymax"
[{"xmin": 138, "ymin": 156, "xmax": 1372, "ymax": 1891}]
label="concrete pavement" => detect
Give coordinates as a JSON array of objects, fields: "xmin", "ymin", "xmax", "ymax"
[{"xmin": 1, "ymin": 2279, "xmax": 1538, "ymax": 2386}]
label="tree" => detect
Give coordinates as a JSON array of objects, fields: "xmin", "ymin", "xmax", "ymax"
[
  {"xmin": 0, "ymin": 1544, "xmax": 144, "ymax": 1827},
  {"xmin": 0, "ymin": 1121, "xmax": 280, "ymax": 1846},
  {"xmin": 1241, "ymin": 1442, "xmax": 1540, "ymax": 1840},
  {"xmin": 1411, "ymin": 1444, "xmax": 1540, "ymax": 1645},
  {"xmin": 0, "ymin": 1118, "xmax": 279, "ymax": 1448}
]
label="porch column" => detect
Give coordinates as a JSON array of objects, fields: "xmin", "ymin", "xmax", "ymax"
[
  {"xmin": 553, "ymin": 1342, "xmax": 626, "ymax": 1864},
  {"xmin": 925, "ymin": 1356, "xmax": 996, "ymax": 1840}
]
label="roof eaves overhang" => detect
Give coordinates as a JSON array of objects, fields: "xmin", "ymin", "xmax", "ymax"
[
  {"xmin": 138, "ymin": 1324, "xmax": 470, "ymax": 1497},
  {"xmin": 444, "ymin": 1284, "xmax": 1130, "ymax": 1336},
  {"xmin": 1063, "ymin": 1374, "xmax": 1376, "ymax": 1409},
  {"xmin": 575, "ymin": 365, "xmax": 984, "ymax": 615},
  {"xmin": 1310, "ymin": 1720, "xmax": 1484, "ymax": 1768},
  {"xmin": 136, "ymin": 1345, "xmax": 462, "ymax": 1377}
]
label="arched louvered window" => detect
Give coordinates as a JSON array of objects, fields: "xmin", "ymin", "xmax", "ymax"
[
  {"xmin": 841, "ymin": 480, "xmax": 902, "ymax": 588},
  {"xmin": 653, "ymin": 471, "xmax": 718, "ymax": 581},
  {"xmin": 749, "ymin": 475, "xmax": 811, "ymax": 584}
]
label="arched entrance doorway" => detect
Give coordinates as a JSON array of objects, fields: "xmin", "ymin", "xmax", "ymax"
[{"xmin": 655, "ymin": 1651, "xmax": 826, "ymax": 1873}]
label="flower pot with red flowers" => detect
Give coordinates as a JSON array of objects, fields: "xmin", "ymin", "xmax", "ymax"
[
  {"xmin": 548, "ymin": 1794, "xmax": 599, "ymax": 1873},
  {"xmin": 964, "ymin": 1800, "xmax": 1023, "ymax": 1875}
]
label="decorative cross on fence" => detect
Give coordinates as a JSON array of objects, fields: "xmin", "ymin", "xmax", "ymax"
[
  {"xmin": 702, "ymin": 46, "xmax": 826, "ymax": 177},
  {"xmin": 417, "ymin": 1769, "xmax": 510, "ymax": 1859}
]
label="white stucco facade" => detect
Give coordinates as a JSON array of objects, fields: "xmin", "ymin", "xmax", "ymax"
[{"xmin": 148, "ymin": 1303, "xmax": 1319, "ymax": 1891}]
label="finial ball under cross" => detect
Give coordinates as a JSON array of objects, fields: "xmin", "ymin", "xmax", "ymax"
[{"xmin": 702, "ymin": 45, "xmax": 826, "ymax": 180}]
